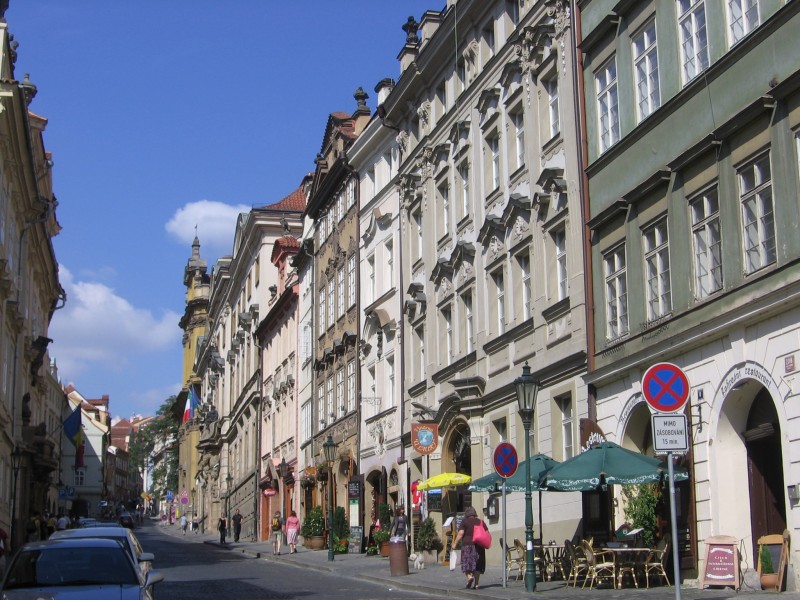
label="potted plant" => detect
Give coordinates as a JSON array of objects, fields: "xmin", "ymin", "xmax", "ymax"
[
  {"xmin": 373, "ymin": 528, "xmax": 391, "ymax": 556},
  {"xmin": 301, "ymin": 506, "xmax": 325, "ymax": 550},
  {"xmin": 415, "ymin": 517, "xmax": 443, "ymax": 564},
  {"xmin": 333, "ymin": 534, "xmax": 349, "ymax": 554},
  {"xmin": 759, "ymin": 544, "xmax": 778, "ymax": 590}
]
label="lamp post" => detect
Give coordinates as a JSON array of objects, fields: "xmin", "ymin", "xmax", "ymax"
[
  {"xmin": 278, "ymin": 457, "xmax": 289, "ymax": 522},
  {"xmin": 322, "ymin": 434, "xmax": 338, "ymax": 562},
  {"xmin": 515, "ymin": 362, "xmax": 540, "ymax": 592},
  {"xmin": 226, "ymin": 473, "xmax": 233, "ymax": 538},
  {"xmin": 10, "ymin": 447, "xmax": 23, "ymax": 549}
]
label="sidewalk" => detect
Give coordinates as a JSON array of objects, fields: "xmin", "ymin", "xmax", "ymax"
[{"xmin": 153, "ymin": 520, "xmax": 797, "ymax": 600}]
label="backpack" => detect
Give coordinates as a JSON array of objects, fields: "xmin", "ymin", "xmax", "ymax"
[{"xmin": 272, "ymin": 517, "xmax": 281, "ymax": 531}]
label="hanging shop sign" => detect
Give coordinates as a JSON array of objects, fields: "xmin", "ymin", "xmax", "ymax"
[{"xmin": 412, "ymin": 421, "xmax": 439, "ymax": 455}]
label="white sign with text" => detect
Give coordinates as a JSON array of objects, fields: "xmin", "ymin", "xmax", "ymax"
[{"xmin": 652, "ymin": 413, "xmax": 689, "ymax": 454}]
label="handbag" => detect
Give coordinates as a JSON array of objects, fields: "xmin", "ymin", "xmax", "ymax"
[{"xmin": 472, "ymin": 520, "xmax": 492, "ymax": 549}]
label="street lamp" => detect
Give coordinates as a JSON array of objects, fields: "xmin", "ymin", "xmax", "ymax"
[
  {"xmin": 10, "ymin": 447, "xmax": 23, "ymax": 549},
  {"xmin": 515, "ymin": 362, "xmax": 540, "ymax": 592},
  {"xmin": 322, "ymin": 434, "xmax": 338, "ymax": 562},
  {"xmin": 278, "ymin": 457, "xmax": 289, "ymax": 522},
  {"xmin": 226, "ymin": 472, "xmax": 233, "ymax": 537}
]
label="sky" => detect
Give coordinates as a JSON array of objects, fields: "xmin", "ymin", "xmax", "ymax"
[{"xmin": 8, "ymin": 1, "xmax": 437, "ymax": 419}]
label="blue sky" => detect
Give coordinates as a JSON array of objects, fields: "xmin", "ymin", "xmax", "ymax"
[{"xmin": 9, "ymin": 1, "xmax": 436, "ymax": 418}]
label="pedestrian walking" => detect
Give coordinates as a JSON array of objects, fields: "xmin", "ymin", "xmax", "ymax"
[
  {"xmin": 232, "ymin": 509, "xmax": 243, "ymax": 542},
  {"xmin": 218, "ymin": 515, "xmax": 228, "ymax": 544},
  {"xmin": 0, "ymin": 525, "xmax": 9, "ymax": 579},
  {"xmin": 390, "ymin": 506, "xmax": 408, "ymax": 541},
  {"xmin": 285, "ymin": 510, "xmax": 300, "ymax": 554},
  {"xmin": 180, "ymin": 514, "xmax": 188, "ymax": 535},
  {"xmin": 271, "ymin": 511, "xmax": 284, "ymax": 555},
  {"xmin": 56, "ymin": 513, "xmax": 69, "ymax": 531},
  {"xmin": 454, "ymin": 506, "xmax": 486, "ymax": 590}
]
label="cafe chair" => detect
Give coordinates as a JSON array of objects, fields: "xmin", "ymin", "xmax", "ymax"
[
  {"xmin": 581, "ymin": 539, "xmax": 616, "ymax": 589},
  {"xmin": 502, "ymin": 537, "xmax": 525, "ymax": 581},
  {"xmin": 643, "ymin": 533, "xmax": 671, "ymax": 588},
  {"xmin": 513, "ymin": 538, "xmax": 545, "ymax": 583},
  {"xmin": 564, "ymin": 539, "xmax": 589, "ymax": 588}
]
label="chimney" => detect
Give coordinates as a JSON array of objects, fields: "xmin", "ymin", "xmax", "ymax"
[
  {"xmin": 375, "ymin": 78, "xmax": 395, "ymax": 106},
  {"xmin": 418, "ymin": 10, "xmax": 443, "ymax": 49},
  {"xmin": 398, "ymin": 16, "xmax": 420, "ymax": 74}
]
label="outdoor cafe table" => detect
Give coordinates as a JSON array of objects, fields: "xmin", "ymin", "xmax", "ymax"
[
  {"xmin": 539, "ymin": 544, "xmax": 565, "ymax": 581},
  {"xmin": 605, "ymin": 547, "xmax": 651, "ymax": 589}
]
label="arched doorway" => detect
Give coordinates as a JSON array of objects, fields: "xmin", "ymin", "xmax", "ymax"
[
  {"xmin": 745, "ymin": 387, "xmax": 786, "ymax": 558},
  {"xmin": 440, "ymin": 422, "xmax": 472, "ymax": 516}
]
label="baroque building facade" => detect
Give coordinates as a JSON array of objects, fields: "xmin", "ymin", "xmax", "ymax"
[
  {"xmin": 375, "ymin": 0, "xmax": 587, "ymax": 557},
  {"xmin": 578, "ymin": 0, "xmax": 800, "ymax": 588}
]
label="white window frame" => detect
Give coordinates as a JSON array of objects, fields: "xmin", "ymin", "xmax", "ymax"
[
  {"xmin": 386, "ymin": 238, "xmax": 394, "ymax": 293},
  {"xmin": 558, "ymin": 395, "xmax": 574, "ymax": 460},
  {"xmin": 367, "ymin": 254, "xmax": 375, "ymax": 304},
  {"xmin": 459, "ymin": 163, "xmax": 470, "ymax": 221},
  {"xmin": 690, "ymin": 188, "xmax": 723, "ymax": 298},
  {"xmin": 348, "ymin": 255, "xmax": 356, "ymax": 308},
  {"xmin": 493, "ymin": 269, "xmax": 506, "ymax": 335},
  {"xmin": 644, "ymin": 218, "xmax": 672, "ymax": 320},
  {"xmin": 739, "ymin": 153, "xmax": 776, "ymax": 273},
  {"xmin": 318, "ymin": 383, "xmax": 325, "ymax": 427},
  {"xmin": 326, "ymin": 377, "xmax": 334, "ymax": 422},
  {"xmin": 327, "ymin": 279, "xmax": 335, "ymax": 326},
  {"xmin": 546, "ymin": 79, "xmax": 560, "ymax": 138},
  {"xmin": 438, "ymin": 181, "xmax": 450, "ymax": 238},
  {"xmin": 462, "ymin": 291, "xmax": 474, "ymax": 354},
  {"xmin": 513, "ymin": 111, "xmax": 525, "ymax": 170},
  {"xmin": 387, "ymin": 356, "xmax": 395, "ymax": 408},
  {"xmin": 678, "ymin": 0, "xmax": 709, "ymax": 84},
  {"xmin": 336, "ymin": 369, "xmax": 344, "ymax": 415},
  {"xmin": 604, "ymin": 245, "xmax": 629, "ymax": 339},
  {"xmin": 596, "ymin": 57, "xmax": 619, "ymax": 153},
  {"xmin": 554, "ymin": 227, "xmax": 568, "ymax": 301},
  {"xmin": 442, "ymin": 305, "xmax": 453, "ymax": 364},
  {"xmin": 347, "ymin": 361, "xmax": 356, "ymax": 412},
  {"xmin": 318, "ymin": 288, "xmax": 326, "ymax": 334},
  {"xmin": 337, "ymin": 267, "xmax": 344, "ymax": 318},
  {"xmin": 727, "ymin": 0, "xmax": 759, "ymax": 46},
  {"xmin": 633, "ymin": 19, "xmax": 660, "ymax": 122},
  {"xmin": 518, "ymin": 253, "xmax": 531, "ymax": 320}
]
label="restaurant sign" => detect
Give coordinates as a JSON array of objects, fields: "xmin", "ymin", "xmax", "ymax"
[{"xmin": 412, "ymin": 422, "xmax": 439, "ymax": 455}]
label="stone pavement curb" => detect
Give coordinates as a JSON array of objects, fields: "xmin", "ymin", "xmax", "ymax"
[{"xmin": 149, "ymin": 519, "xmax": 798, "ymax": 600}]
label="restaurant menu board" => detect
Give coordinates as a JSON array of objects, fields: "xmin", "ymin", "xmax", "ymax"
[
  {"xmin": 700, "ymin": 535, "xmax": 740, "ymax": 590},
  {"xmin": 348, "ymin": 526, "xmax": 363, "ymax": 554}
]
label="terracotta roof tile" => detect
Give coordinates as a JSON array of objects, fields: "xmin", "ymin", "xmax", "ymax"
[{"xmin": 265, "ymin": 185, "xmax": 305, "ymax": 212}]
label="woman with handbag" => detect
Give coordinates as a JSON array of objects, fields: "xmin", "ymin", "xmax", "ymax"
[{"xmin": 454, "ymin": 506, "xmax": 489, "ymax": 589}]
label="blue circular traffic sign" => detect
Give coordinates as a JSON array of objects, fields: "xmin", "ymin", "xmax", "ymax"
[
  {"xmin": 493, "ymin": 442, "xmax": 518, "ymax": 478},
  {"xmin": 642, "ymin": 362, "xmax": 690, "ymax": 413}
]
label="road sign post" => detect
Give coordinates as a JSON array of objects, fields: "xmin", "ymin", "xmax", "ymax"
[
  {"xmin": 642, "ymin": 362, "xmax": 691, "ymax": 600},
  {"xmin": 493, "ymin": 443, "xmax": 518, "ymax": 589}
]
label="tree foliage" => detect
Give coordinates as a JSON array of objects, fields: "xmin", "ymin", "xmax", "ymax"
[
  {"xmin": 128, "ymin": 396, "xmax": 180, "ymax": 506},
  {"xmin": 622, "ymin": 482, "xmax": 661, "ymax": 547}
]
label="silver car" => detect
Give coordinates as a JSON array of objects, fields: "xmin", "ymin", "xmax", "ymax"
[
  {"xmin": 48, "ymin": 525, "xmax": 154, "ymax": 577},
  {"xmin": 0, "ymin": 537, "xmax": 164, "ymax": 599}
]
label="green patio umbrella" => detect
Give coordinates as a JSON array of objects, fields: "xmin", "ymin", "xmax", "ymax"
[
  {"xmin": 542, "ymin": 441, "xmax": 689, "ymax": 492},
  {"xmin": 469, "ymin": 453, "xmax": 560, "ymax": 493}
]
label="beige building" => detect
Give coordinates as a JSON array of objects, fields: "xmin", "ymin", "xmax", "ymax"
[
  {"xmin": 375, "ymin": 0, "xmax": 588, "ymax": 558},
  {"xmin": 304, "ymin": 92, "xmax": 371, "ymax": 532},
  {"xmin": 0, "ymin": 11, "xmax": 65, "ymax": 548}
]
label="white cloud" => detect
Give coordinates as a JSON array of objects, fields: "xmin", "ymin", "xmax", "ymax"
[
  {"xmin": 165, "ymin": 199, "xmax": 250, "ymax": 253},
  {"xmin": 48, "ymin": 266, "xmax": 181, "ymax": 378}
]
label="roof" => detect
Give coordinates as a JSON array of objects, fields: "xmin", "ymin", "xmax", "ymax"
[{"xmin": 264, "ymin": 185, "xmax": 305, "ymax": 212}]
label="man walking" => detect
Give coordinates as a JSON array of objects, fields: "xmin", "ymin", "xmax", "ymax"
[
  {"xmin": 232, "ymin": 509, "xmax": 243, "ymax": 543},
  {"xmin": 271, "ymin": 511, "xmax": 284, "ymax": 555}
]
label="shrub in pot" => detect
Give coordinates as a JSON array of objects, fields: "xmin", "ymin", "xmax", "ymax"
[
  {"xmin": 759, "ymin": 544, "xmax": 778, "ymax": 590},
  {"xmin": 415, "ymin": 517, "xmax": 443, "ymax": 563}
]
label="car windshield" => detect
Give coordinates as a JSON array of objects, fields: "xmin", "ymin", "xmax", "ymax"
[{"xmin": 4, "ymin": 546, "xmax": 139, "ymax": 589}]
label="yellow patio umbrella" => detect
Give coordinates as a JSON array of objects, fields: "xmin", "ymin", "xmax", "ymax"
[{"xmin": 417, "ymin": 472, "xmax": 472, "ymax": 491}]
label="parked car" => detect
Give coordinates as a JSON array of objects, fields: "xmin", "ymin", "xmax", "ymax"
[
  {"xmin": 0, "ymin": 537, "xmax": 164, "ymax": 599},
  {"xmin": 77, "ymin": 517, "xmax": 99, "ymax": 528},
  {"xmin": 49, "ymin": 525, "xmax": 154, "ymax": 577},
  {"xmin": 119, "ymin": 513, "xmax": 135, "ymax": 529}
]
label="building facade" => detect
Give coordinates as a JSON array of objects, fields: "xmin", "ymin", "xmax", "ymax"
[{"xmin": 578, "ymin": 0, "xmax": 800, "ymax": 587}]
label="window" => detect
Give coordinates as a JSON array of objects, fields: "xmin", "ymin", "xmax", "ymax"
[
  {"xmin": 367, "ymin": 254, "xmax": 375, "ymax": 304},
  {"xmin": 644, "ymin": 218, "xmax": 672, "ymax": 320},
  {"xmin": 327, "ymin": 279, "xmax": 335, "ymax": 326},
  {"xmin": 518, "ymin": 253, "xmax": 531, "ymax": 320},
  {"xmin": 348, "ymin": 255, "xmax": 356, "ymax": 307},
  {"xmin": 336, "ymin": 369, "xmax": 344, "ymax": 416},
  {"xmin": 74, "ymin": 468, "xmax": 85, "ymax": 487},
  {"xmin": 728, "ymin": 0, "xmax": 759, "ymax": 45},
  {"xmin": 462, "ymin": 291, "xmax": 473, "ymax": 353},
  {"xmin": 386, "ymin": 239, "xmax": 394, "ymax": 292},
  {"xmin": 326, "ymin": 377, "xmax": 334, "ymax": 422},
  {"xmin": 442, "ymin": 305, "xmax": 453, "ymax": 363},
  {"xmin": 413, "ymin": 210, "xmax": 423, "ymax": 262},
  {"xmin": 415, "ymin": 325, "xmax": 426, "ymax": 380},
  {"xmin": 368, "ymin": 366, "xmax": 377, "ymax": 412},
  {"xmin": 678, "ymin": 0, "xmax": 709, "ymax": 83},
  {"xmin": 691, "ymin": 188, "xmax": 723, "ymax": 298},
  {"xmin": 318, "ymin": 383, "xmax": 325, "ymax": 427},
  {"xmin": 459, "ymin": 164, "xmax": 470, "ymax": 221},
  {"xmin": 488, "ymin": 134, "xmax": 500, "ymax": 190},
  {"xmin": 596, "ymin": 57, "xmax": 619, "ymax": 152},
  {"xmin": 740, "ymin": 153, "xmax": 775, "ymax": 273},
  {"xmin": 387, "ymin": 356, "xmax": 395, "ymax": 408},
  {"xmin": 492, "ymin": 270, "xmax": 506, "ymax": 334},
  {"xmin": 436, "ymin": 82, "xmax": 447, "ymax": 118},
  {"xmin": 483, "ymin": 21, "xmax": 495, "ymax": 65},
  {"xmin": 557, "ymin": 395, "xmax": 574, "ymax": 460},
  {"xmin": 604, "ymin": 245, "xmax": 629, "ymax": 338},
  {"xmin": 554, "ymin": 227, "xmax": 568, "ymax": 301},
  {"xmin": 506, "ymin": 0, "xmax": 519, "ymax": 27},
  {"xmin": 512, "ymin": 110, "xmax": 525, "ymax": 170},
  {"xmin": 633, "ymin": 19, "xmax": 660, "ymax": 121},
  {"xmin": 493, "ymin": 417, "xmax": 507, "ymax": 442},
  {"xmin": 337, "ymin": 267, "xmax": 344, "ymax": 318},
  {"xmin": 346, "ymin": 178, "xmax": 356, "ymax": 210},
  {"xmin": 438, "ymin": 181, "xmax": 450, "ymax": 238},
  {"xmin": 367, "ymin": 166, "xmax": 377, "ymax": 199},
  {"xmin": 318, "ymin": 288, "xmax": 326, "ymax": 334},
  {"xmin": 347, "ymin": 361, "xmax": 356, "ymax": 412},
  {"xmin": 457, "ymin": 58, "xmax": 466, "ymax": 95},
  {"xmin": 546, "ymin": 79, "xmax": 560, "ymax": 138}
]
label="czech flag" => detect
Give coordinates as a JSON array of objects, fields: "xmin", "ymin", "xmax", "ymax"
[
  {"xmin": 182, "ymin": 387, "xmax": 199, "ymax": 424},
  {"xmin": 63, "ymin": 406, "xmax": 85, "ymax": 468}
]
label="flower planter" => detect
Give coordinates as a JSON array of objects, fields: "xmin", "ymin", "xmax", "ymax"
[
  {"xmin": 304, "ymin": 535, "xmax": 325, "ymax": 550},
  {"xmin": 380, "ymin": 541, "xmax": 390, "ymax": 557},
  {"xmin": 760, "ymin": 573, "xmax": 779, "ymax": 591}
]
